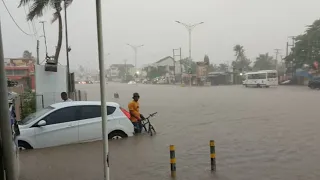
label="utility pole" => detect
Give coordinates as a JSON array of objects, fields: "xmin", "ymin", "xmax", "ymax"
[
  {"xmin": 36, "ymin": 40, "xmax": 40, "ymax": 65},
  {"xmin": 173, "ymin": 48, "xmax": 182, "ymax": 84},
  {"xmin": 0, "ymin": 21, "xmax": 17, "ymax": 180},
  {"xmin": 64, "ymin": 0, "xmax": 71, "ymax": 93},
  {"xmin": 286, "ymin": 36, "xmax": 295, "ymax": 56},
  {"xmin": 127, "ymin": 44, "xmax": 144, "ymax": 71},
  {"xmin": 39, "ymin": 21, "xmax": 48, "ymax": 57},
  {"xmin": 175, "ymin": 21, "xmax": 204, "ymax": 86},
  {"xmin": 124, "ymin": 59, "xmax": 127, "ymax": 82},
  {"xmin": 274, "ymin": 49, "xmax": 281, "ymax": 70},
  {"xmin": 286, "ymin": 42, "xmax": 289, "ymax": 57},
  {"xmin": 287, "ymin": 36, "xmax": 296, "ymax": 77}
]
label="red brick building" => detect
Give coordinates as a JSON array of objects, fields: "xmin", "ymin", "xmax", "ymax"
[{"xmin": 4, "ymin": 58, "xmax": 35, "ymax": 90}]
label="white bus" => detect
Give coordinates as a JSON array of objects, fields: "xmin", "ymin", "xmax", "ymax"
[{"xmin": 243, "ymin": 70, "xmax": 278, "ymax": 88}]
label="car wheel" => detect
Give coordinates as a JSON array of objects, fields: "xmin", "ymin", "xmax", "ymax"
[
  {"xmin": 108, "ymin": 131, "xmax": 127, "ymax": 140},
  {"xmin": 18, "ymin": 141, "xmax": 33, "ymax": 151}
]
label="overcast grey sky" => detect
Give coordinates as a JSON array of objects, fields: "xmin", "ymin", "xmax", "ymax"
[{"xmin": 1, "ymin": 0, "xmax": 320, "ymax": 71}]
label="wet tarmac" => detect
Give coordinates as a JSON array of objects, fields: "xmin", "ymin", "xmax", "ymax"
[{"xmin": 20, "ymin": 84, "xmax": 320, "ymax": 180}]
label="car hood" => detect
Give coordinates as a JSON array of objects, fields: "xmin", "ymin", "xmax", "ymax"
[{"xmin": 18, "ymin": 124, "xmax": 30, "ymax": 130}]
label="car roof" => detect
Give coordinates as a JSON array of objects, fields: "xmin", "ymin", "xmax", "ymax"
[{"xmin": 50, "ymin": 101, "xmax": 120, "ymax": 109}]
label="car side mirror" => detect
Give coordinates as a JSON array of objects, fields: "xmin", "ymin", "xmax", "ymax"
[{"xmin": 37, "ymin": 120, "xmax": 46, "ymax": 127}]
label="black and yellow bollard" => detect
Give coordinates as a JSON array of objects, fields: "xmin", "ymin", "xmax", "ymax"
[
  {"xmin": 210, "ymin": 140, "xmax": 216, "ymax": 171},
  {"xmin": 170, "ymin": 145, "xmax": 176, "ymax": 178}
]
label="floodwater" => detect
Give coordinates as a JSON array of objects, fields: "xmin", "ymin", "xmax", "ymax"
[{"xmin": 20, "ymin": 83, "xmax": 320, "ymax": 180}]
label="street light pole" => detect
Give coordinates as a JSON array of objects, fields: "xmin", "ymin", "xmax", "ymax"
[
  {"xmin": 189, "ymin": 29, "xmax": 192, "ymax": 59},
  {"xmin": 274, "ymin": 49, "xmax": 281, "ymax": 70},
  {"xmin": 175, "ymin": 21, "xmax": 204, "ymax": 66},
  {"xmin": 94, "ymin": 1, "xmax": 109, "ymax": 180},
  {"xmin": 127, "ymin": 44, "xmax": 144, "ymax": 69},
  {"xmin": 64, "ymin": 0, "xmax": 71, "ymax": 93},
  {"xmin": 175, "ymin": 21, "xmax": 204, "ymax": 86}
]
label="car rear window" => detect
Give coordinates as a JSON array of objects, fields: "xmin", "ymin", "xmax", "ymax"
[{"xmin": 107, "ymin": 106, "xmax": 116, "ymax": 115}]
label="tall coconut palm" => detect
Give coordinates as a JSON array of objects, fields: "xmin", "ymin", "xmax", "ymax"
[
  {"xmin": 233, "ymin": 44, "xmax": 245, "ymax": 61},
  {"xmin": 19, "ymin": 0, "xmax": 73, "ymax": 63},
  {"xmin": 253, "ymin": 53, "xmax": 274, "ymax": 70}
]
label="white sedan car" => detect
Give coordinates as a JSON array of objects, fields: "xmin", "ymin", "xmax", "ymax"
[
  {"xmin": 128, "ymin": 81, "xmax": 137, "ymax": 85},
  {"xmin": 17, "ymin": 101, "xmax": 134, "ymax": 149}
]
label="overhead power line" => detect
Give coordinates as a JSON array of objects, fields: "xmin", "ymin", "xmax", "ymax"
[{"xmin": 1, "ymin": 0, "xmax": 34, "ymax": 36}]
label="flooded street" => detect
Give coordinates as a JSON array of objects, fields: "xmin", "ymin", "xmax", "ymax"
[{"xmin": 20, "ymin": 84, "xmax": 320, "ymax": 180}]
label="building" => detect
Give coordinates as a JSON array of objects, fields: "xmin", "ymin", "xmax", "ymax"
[
  {"xmin": 5, "ymin": 58, "xmax": 35, "ymax": 90},
  {"xmin": 148, "ymin": 56, "xmax": 184, "ymax": 75},
  {"xmin": 195, "ymin": 61, "xmax": 209, "ymax": 86},
  {"xmin": 141, "ymin": 56, "xmax": 189, "ymax": 83},
  {"xmin": 107, "ymin": 64, "xmax": 135, "ymax": 79},
  {"xmin": 207, "ymin": 72, "xmax": 232, "ymax": 85}
]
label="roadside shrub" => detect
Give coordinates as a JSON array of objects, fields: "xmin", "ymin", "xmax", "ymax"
[{"xmin": 20, "ymin": 90, "xmax": 36, "ymax": 119}]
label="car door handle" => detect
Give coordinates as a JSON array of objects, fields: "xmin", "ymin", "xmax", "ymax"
[{"xmin": 68, "ymin": 122, "xmax": 78, "ymax": 127}]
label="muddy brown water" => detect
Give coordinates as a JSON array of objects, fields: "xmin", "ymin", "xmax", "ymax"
[{"xmin": 20, "ymin": 84, "xmax": 320, "ymax": 180}]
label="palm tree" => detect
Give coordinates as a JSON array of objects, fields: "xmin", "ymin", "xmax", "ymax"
[
  {"xmin": 253, "ymin": 53, "xmax": 274, "ymax": 70},
  {"xmin": 19, "ymin": 0, "xmax": 73, "ymax": 63},
  {"xmin": 233, "ymin": 44, "xmax": 245, "ymax": 61}
]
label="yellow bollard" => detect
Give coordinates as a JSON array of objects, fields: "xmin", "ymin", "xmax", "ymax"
[
  {"xmin": 170, "ymin": 145, "xmax": 176, "ymax": 178},
  {"xmin": 210, "ymin": 140, "xmax": 216, "ymax": 171}
]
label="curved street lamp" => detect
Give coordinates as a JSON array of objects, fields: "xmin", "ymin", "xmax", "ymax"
[{"xmin": 126, "ymin": 44, "xmax": 144, "ymax": 68}]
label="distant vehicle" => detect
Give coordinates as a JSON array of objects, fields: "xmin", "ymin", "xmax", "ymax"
[
  {"xmin": 128, "ymin": 81, "xmax": 136, "ymax": 85},
  {"xmin": 243, "ymin": 70, "xmax": 278, "ymax": 88},
  {"xmin": 142, "ymin": 79, "xmax": 151, "ymax": 84},
  {"xmin": 308, "ymin": 77, "xmax": 320, "ymax": 89},
  {"xmin": 86, "ymin": 80, "xmax": 93, "ymax": 84},
  {"xmin": 17, "ymin": 101, "xmax": 134, "ymax": 149},
  {"xmin": 157, "ymin": 78, "xmax": 167, "ymax": 84}
]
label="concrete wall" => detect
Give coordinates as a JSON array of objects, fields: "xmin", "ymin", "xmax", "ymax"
[{"xmin": 35, "ymin": 65, "xmax": 67, "ymax": 110}]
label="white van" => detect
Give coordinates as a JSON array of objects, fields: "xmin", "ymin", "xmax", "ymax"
[{"xmin": 243, "ymin": 70, "xmax": 278, "ymax": 88}]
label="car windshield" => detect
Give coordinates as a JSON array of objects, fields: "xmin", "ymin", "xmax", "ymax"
[{"xmin": 19, "ymin": 106, "xmax": 54, "ymax": 125}]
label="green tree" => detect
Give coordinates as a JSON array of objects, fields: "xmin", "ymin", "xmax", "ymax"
[
  {"xmin": 145, "ymin": 66, "xmax": 168, "ymax": 79},
  {"xmin": 285, "ymin": 19, "xmax": 320, "ymax": 70},
  {"xmin": 208, "ymin": 64, "xmax": 219, "ymax": 72},
  {"xmin": 118, "ymin": 66, "xmax": 126, "ymax": 78},
  {"xmin": 179, "ymin": 58, "xmax": 196, "ymax": 73},
  {"xmin": 253, "ymin": 53, "xmax": 275, "ymax": 70},
  {"xmin": 232, "ymin": 44, "xmax": 251, "ymax": 71},
  {"xmin": 19, "ymin": 0, "xmax": 73, "ymax": 63},
  {"xmin": 21, "ymin": 90, "xmax": 36, "ymax": 119},
  {"xmin": 23, "ymin": 50, "xmax": 33, "ymax": 58},
  {"xmin": 218, "ymin": 63, "xmax": 228, "ymax": 72},
  {"xmin": 204, "ymin": 55, "xmax": 210, "ymax": 65},
  {"xmin": 234, "ymin": 44, "xmax": 245, "ymax": 61}
]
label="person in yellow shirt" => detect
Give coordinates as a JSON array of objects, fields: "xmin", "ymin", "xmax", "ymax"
[{"xmin": 128, "ymin": 92, "xmax": 144, "ymax": 133}]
